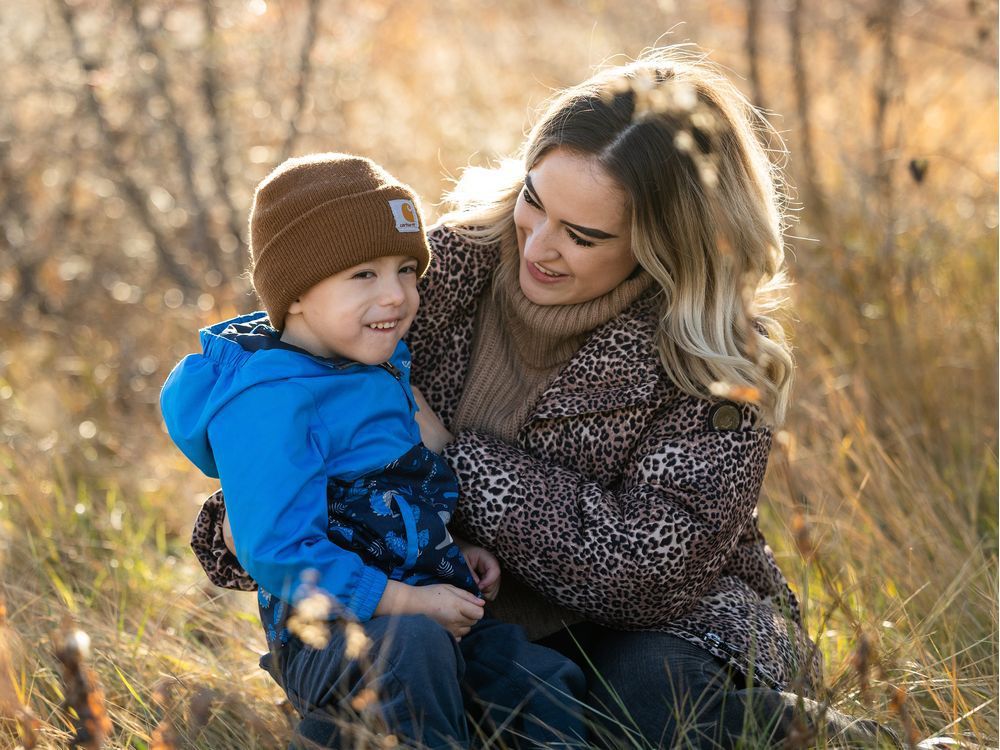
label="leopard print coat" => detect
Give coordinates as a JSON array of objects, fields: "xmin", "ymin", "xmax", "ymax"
[{"xmin": 190, "ymin": 224, "xmax": 821, "ymax": 693}]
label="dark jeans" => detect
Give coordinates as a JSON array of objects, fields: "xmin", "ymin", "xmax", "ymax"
[
  {"xmin": 537, "ymin": 622, "xmax": 900, "ymax": 749},
  {"xmin": 271, "ymin": 615, "xmax": 586, "ymax": 749}
]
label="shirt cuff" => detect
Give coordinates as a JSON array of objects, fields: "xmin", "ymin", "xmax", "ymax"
[{"xmin": 345, "ymin": 565, "xmax": 389, "ymax": 622}]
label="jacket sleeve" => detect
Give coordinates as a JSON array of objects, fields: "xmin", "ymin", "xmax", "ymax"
[
  {"xmin": 207, "ymin": 382, "xmax": 388, "ymax": 620},
  {"xmin": 443, "ymin": 394, "xmax": 772, "ymax": 628}
]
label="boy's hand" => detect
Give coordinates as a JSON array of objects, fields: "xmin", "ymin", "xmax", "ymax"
[
  {"xmin": 411, "ymin": 385, "xmax": 455, "ymax": 454},
  {"xmin": 459, "ymin": 542, "xmax": 501, "ymax": 601},
  {"xmin": 376, "ymin": 581, "xmax": 484, "ymax": 640},
  {"xmin": 406, "ymin": 584, "xmax": 485, "ymax": 640}
]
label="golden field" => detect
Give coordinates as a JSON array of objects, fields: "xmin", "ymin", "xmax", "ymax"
[{"xmin": 0, "ymin": 0, "xmax": 996, "ymax": 747}]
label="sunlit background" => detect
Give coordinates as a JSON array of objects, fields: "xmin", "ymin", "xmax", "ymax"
[{"xmin": 1, "ymin": 0, "xmax": 997, "ymax": 747}]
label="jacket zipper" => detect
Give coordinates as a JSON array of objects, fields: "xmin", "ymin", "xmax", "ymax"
[
  {"xmin": 379, "ymin": 362, "xmax": 415, "ymax": 414},
  {"xmin": 332, "ymin": 360, "xmax": 413, "ymax": 413}
]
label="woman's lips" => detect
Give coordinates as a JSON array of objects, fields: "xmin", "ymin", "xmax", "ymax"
[{"xmin": 525, "ymin": 260, "xmax": 568, "ymax": 284}]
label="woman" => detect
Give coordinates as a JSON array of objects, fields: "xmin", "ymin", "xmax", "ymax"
[{"xmin": 194, "ymin": 49, "xmax": 892, "ymax": 748}]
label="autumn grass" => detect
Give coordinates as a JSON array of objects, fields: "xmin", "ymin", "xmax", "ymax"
[
  {"xmin": 1, "ymin": 218, "xmax": 996, "ymax": 749},
  {"xmin": 1, "ymin": 3, "xmax": 997, "ymax": 744},
  {"xmin": 760, "ymin": 224, "xmax": 998, "ymax": 745}
]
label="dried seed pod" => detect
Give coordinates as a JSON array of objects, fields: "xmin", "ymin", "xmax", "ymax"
[
  {"xmin": 188, "ymin": 688, "xmax": 222, "ymax": 734},
  {"xmin": 849, "ymin": 632, "xmax": 874, "ymax": 704},
  {"xmin": 149, "ymin": 716, "xmax": 179, "ymax": 750},
  {"xmin": 889, "ymin": 684, "xmax": 920, "ymax": 748},
  {"xmin": 791, "ymin": 510, "xmax": 815, "ymax": 562},
  {"xmin": 343, "ymin": 621, "xmax": 371, "ymax": 660},
  {"xmin": 908, "ymin": 158, "xmax": 929, "ymax": 184},
  {"xmin": 287, "ymin": 592, "xmax": 334, "ymax": 650},
  {"xmin": 149, "ymin": 680, "xmax": 178, "ymax": 750},
  {"xmin": 54, "ymin": 627, "xmax": 113, "ymax": 749}
]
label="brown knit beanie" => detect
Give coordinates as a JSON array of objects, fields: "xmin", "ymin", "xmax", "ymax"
[{"xmin": 248, "ymin": 153, "xmax": 431, "ymax": 329}]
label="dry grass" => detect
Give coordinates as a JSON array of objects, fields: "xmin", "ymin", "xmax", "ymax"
[{"xmin": 1, "ymin": 0, "xmax": 996, "ymax": 747}]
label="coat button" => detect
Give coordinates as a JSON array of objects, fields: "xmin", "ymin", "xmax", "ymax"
[{"xmin": 709, "ymin": 402, "xmax": 742, "ymax": 431}]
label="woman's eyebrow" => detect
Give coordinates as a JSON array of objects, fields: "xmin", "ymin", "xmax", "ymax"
[
  {"xmin": 524, "ymin": 174, "xmax": 545, "ymax": 209},
  {"xmin": 524, "ymin": 174, "xmax": 619, "ymax": 241},
  {"xmin": 563, "ymin": 221, "xmax": 617, "ymax": 241}
]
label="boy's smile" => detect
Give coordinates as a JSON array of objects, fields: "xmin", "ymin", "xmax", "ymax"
[{"xmin": 280, "ymin": 254, "xmax": 419, "ymax": 365}]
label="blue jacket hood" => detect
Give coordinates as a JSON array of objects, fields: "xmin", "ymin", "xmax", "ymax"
[{"xmin": 159, "ymin": 311, "xmax": 411, "ymax": 479}]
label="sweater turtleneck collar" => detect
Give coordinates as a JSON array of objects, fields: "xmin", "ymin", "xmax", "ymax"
[{"xmin": 491, "ymin": 236, "xmax": 654, "ymax": 370}]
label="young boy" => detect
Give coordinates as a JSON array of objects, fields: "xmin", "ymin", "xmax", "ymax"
[{"xmin": 160, "ymin": 154, "xmax": 584, "ymax": 748}]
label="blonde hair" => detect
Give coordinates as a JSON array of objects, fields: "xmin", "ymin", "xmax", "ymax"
[{"xmin": 440, "ymin": 47, "xmax": 794, "ymax": 426}]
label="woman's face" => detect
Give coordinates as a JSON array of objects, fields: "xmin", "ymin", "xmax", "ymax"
[{"xmin": 513, "ymin": 148, "xmax": 636, "ymax": 306}]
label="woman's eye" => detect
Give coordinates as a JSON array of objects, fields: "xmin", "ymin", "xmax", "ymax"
[
  {"xmin": 567, "ymin": 230, "xmax": 595, "ymax": 248},
  {"xmin": 352, "ymin": 271, "xmax": 375, "ymax": 279},
  {"xmin": 399, "ymin": 265, "xmax": 418, "ymax": 275},
  {"xmin": 522, "ymin": 187, "xmax": 541, "ymax": 209}
]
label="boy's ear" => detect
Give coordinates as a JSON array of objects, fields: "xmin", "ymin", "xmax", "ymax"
[{"xmin": 287, "ymin": 298, "xmax": 302, "ymax": 315}]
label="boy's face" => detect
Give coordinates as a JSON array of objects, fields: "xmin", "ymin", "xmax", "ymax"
[{"xmin": 284, "ymin": 254, "xmax": 420, "ymax": 365}]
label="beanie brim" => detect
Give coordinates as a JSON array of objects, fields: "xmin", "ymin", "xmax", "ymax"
[{"xmin": 251, "ymin": 184, "xmax": 431, "ymax": 329}]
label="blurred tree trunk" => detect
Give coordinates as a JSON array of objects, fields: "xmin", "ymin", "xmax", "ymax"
[
  {"xmin": 56, "ymin": 0, "xmax": 197, "ymax": 292},
  {"xmin": 124, "ymin": 0, "xmax": 221, "ymax": 273},
  {"xmin": 872, "ymin": 0, "xmax": 903, "ymax": 272},
  {"xmin": 745, "ymin": 0, "xmax": 767, "ymax": 112},
  {"xmin": 201, "ymin": 0, "xmax": 246, "ymax": 276},
  {"xmin": 0, "ymin": 140, "xmax": 46, "ymax": 313},
  {"xmin": 787, "ymin": 0, "xmax": 831, "ymax": 238},
  {"xmin": 0, "ymin": 137, "xmax": 80, "ymax": 314},
  {"xmin": 279, "ymin": 0, "xmax": 322, "ymax": 162}
]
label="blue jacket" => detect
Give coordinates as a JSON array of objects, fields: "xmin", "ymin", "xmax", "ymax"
[{"xmin": 160, "ymin": 312, "xmax": 477, "ymax": 631}]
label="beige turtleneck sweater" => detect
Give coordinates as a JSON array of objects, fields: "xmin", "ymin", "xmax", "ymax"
[{"xmin": 451, "ymin": 241, "xmax": 653, "ymax": 638}]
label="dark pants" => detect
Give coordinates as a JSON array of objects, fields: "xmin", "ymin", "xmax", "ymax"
[
  {"xmin": 272, "ymin": 615, "xmax": 586, "ymax": 749},
  {"xmin": 537, "ymin": 622, "xmax": 900, "ymax": 749}
]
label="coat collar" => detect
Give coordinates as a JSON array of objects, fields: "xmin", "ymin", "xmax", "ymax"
[
  {"xmin": 525, "ymin": 292, "xmax": 668, "ymax": 423},
  {"xmin": 425, "ymin": 225, "xmax": 670, "ymax": 422}
]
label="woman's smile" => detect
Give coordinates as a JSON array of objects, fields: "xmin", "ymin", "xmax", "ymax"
[{"xmin": 526, "ymin": 261, "xmax": 568, "ymax": 283}]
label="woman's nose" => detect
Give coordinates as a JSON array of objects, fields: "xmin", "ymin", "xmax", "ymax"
[{"xmin": 522, "ymin": 219, "xmax": 559, "ymax": 262}]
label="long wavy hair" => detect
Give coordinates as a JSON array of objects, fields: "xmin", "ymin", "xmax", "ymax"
[{"xmin": 439, "ymin": 47, "xmax": 794, "ymax": 426}]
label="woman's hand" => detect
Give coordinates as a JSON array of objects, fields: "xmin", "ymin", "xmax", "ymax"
[
  {"xmin": 376, "ymin": 580, "xmax": 484, "ymax": 640},
  {"xmin": 411, "ymin": 385, "xmax": 455, "ymax": 453},
  {"xmin": 458, "ymin": 541, "xmax": 501, "ymax": 601}
]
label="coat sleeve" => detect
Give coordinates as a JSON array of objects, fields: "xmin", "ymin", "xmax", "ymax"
[
  {"xmin": 442, "ymin": 395, "xmax": 772, "ymax": 628},
  {"xmin": 190, "ymin": 488, "xmax": 258, "ymax": 591},
  {"xmin": 206, "ymin": 382, "xmax": 388, "ymax": 620},
  {"xmin": 408, "ymin": 224, "xmax": 498, "ymax": 380}
]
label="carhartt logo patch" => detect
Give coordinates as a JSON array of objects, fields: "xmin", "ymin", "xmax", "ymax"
[{"xmin": 388, "ymin": 199, "xmax": 420, "ymax": 233}]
